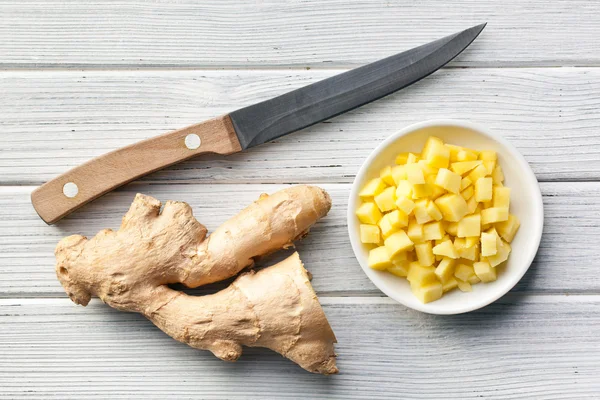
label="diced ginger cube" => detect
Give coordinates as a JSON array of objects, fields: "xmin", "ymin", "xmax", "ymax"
[
  {"xmin": 395, "ymin": 180, "xmax": 413, "ymax": 199},
  {"xmin": 392, "ymin": 251, "xmax": 408, "ymax": 264},
  {"xmin": 387, "ymin": 263, "xmax": 409, "ymax": 277},
  {"xmin": 374, "ymin": 186, "xmax": 397, "ymax": 212},
  {"xmin": 411, "ymin": 183, "xmax": 433, "ymax": 199},
  {"xmin": 461, "ymin": 185, "xmax": 474, "ymax": 201},
  {"xmin": 457, "ymin": 213, "xmax": 481, "ymax": 238},
  {"xmin": 468, "ymin": 275, "xmax": 481, "ymax": 284},
  {"xmin": 496, "ymin": 214, "xmax": 520, "ymax": 243},
  {"xmin": 412, "ymin": 281, "xmax": 443, "ymax": 303},
  {"xmin": 473, "ymin": 261, "xmax": 497, "ymax": 283},
  {"xmin": 415, "ymin": 242, "xmax": 435, "ymax": 267},
  {"xmin": 483, "ymin": 160, "xmax": 496, "ymax": 175},
  {"xmin": 465, "ymin": 236, "xmax": 480, "ymax": 248},
  {"xmin": 433, "ymin": 240, "xmax": 458, "ymax": 259},
  {"xmin": 407, "ymin": 262, "xmax": 437, "ymax": 287},
  {"xmin": 454, "ymin": 263, "xmax": 475, "ymax": 282},
  {"xmin": 475, "ymin": 177, "xmax": 493, "ymax": 202},
  {"xmin": 422, "ymin": 137, "xmax": 450, "ymax": 169},
  {"xmin": 487, "ymin": 239, "xmax": 512, "ymax": 267},
  {"xmin": 425, "ymin": 201, "xmax": 443, "ymax": 221},
  {"xmin": 356, "ymin": 202, "xmax": 382, "ymax": 224},
  {"xmin": 457, "ymin": 149, "xmax": 478, "ymax": 162},
  {"xmin": 387, "ymin": 209, "xmax": 409, "ymax": 228},
  {"xmin": 435, "ymin": 257, "xmax": 456, "ymax": 283},
  {"xmin": 414, "ymin": 199, "xmax": 433, "ymax": 224},
  {"xmin": 481, "ymin": 230, "xmax": 498, "ymax": 256},
  {"xmin": 384, "ymin": 230, "xmax": 414, "ymax": 258},
  {"xmin": 423, "ymin": 221, "xmax": 444, "ymax": 241},
  {"xmin": 395, "ymin": 152, "xmax": 409, "ymax": 165},
  {"xmin": 359, "ymin": 177, "xmax": 386, "ymax": 198},
  {"xmin": 380, "ymin": 165, "xmax": 395, "ymax": 185},
  {"xmin": 450, "ymin": 160, "xmax": 482, "ymax": 175},
  {"xmin": 453, "ymin": 237, "xmax": 466, "ymax": 251},
  {"xmin": 459, "ymin": 244, "xmax": 479, "ymax": 261},
  {"xmin": 467, "ymin": 164, "xmax": 489, "ymax": 183},
  {"xmin": 368, "ymin": 246, "xmax": 392, "ymax": 270},
  {"xmin": 435, "ymin": 194, "xmax": 469, "ymax": 222},
  {"xmin": 407, "ymin": 218, "xmax": 424, "ymax": 243},
  {"xmin": 396, "ymin": 197, "xmax": 415, "ymax": 215},
  {"xmin": 479, "ymin": 150, "xmax": 497, "ymax": 161},
  {"xmin": 442, "ymin": 276, "xmax": 459, "ymax": 292},
  {"xmin": 444, "ymin": 221, "xmax": 459, "ymax": 236},
  {"xmin": 466, "ymin": 196, "xmax": 478, "ymax": 214},
  {"xmin": 418, "ymin": 159, "xmax": 439, "ymax": 177},
  {"xmin": 461, "ymin": 177, "xmax": 473, "ymax": 190},
  {"xmin": 406, "ymin": 153, "xmax": 420, "ymax": 164},
  {"xmin": 493, "ymin": 186, "xmax": 511, "ymax": 209},
  {"xmin": 446, "ymin": 144, "xmax": 462, "ymax": 162},
  {"xmin": 492, "ymin": 165, "xmax": 504, "ymax": 185},
  {"xmin": 456, "ymin": 279, "xmax": 472, "ymax": 292},
  {"xmin": 360, "ymin": 224, "xmax": 380, "ymax": 244},
  {"xmin": 481, "ymin": 207, "xmax": 509, "ymax": 224},
  {"xmin": 405, "ymin": 163, "xmax": 425, "ymax": 184},
  {"xmin": 391, "ymin": 165, "xmax": 407, "ymax": 185},
  {"xmin": 378, "ymin": 214, "xmax": 396, "ymax": 238},
  {"xmin": 435, "ymin": 168, "xmax": 462, "ymax": 194},
  {"xmin": 426, "ymin": 174, "xmax": 446, "ymax": 199}
]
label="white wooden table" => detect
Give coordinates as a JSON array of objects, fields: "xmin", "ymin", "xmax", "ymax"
[{"xmin": 1, "ymin": 1, "xmax": 599, "ymax": 398}]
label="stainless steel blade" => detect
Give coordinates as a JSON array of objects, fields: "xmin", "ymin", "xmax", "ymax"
[{"xmin": 229, "ymin": 23, "xmax": 485, "ymax": 149}]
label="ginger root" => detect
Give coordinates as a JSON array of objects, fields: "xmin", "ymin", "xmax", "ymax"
[{"xmin": 55, "ymin": 185, "xmax": 338, "ymax": 374}]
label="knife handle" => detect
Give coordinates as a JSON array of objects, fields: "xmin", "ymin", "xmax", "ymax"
[{"xmin": 31, "ymin": 115, "xmax": 241, "ymax": 224}]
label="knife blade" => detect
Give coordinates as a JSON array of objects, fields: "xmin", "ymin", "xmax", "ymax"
[{"xmin": 31, "ymin": 23, "xmax": 486, "ymax": 224}]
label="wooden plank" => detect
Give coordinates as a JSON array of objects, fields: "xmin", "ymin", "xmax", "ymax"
[
  {"xmin": 1, "ymin": 296, "xmax": 598, "ymax": 399},
  {"xmin": 1, "ymin": 0, "xmax": 599, "ymax": 68},
  {"xmin": 1, "ymin": 182, "xmax": 598, "ymax": 297},
  {"xmin": 2, "ymin": 68, "xmax": 600, "ymax": 184}
]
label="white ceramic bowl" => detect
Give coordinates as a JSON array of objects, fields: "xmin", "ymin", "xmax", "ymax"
[{"xmin": 348, "ymin": 119, "xmax": 544, "ymax": 314}]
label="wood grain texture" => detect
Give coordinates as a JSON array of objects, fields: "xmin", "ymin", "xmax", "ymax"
[
  {"xmin": 2, "ymin": 68, "xmax": 600, "ymax": 184},
  {"xmin": 1, "ymin": 0, "xmax": 599, "ymax": 68},
  {"xmin": 1, "ymin": 296, "xmax": 598, "ymax": 399},
  {"xmin": 1, "ymin": 182, "xmax": 598, "ymax": 297}
]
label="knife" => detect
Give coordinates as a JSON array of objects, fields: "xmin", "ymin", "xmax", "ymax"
[{"xmin": 31, "ymin": 23, "xmax": 486, "ymax": 224}]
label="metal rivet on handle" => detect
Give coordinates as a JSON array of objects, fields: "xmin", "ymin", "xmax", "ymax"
[
  {"xmin": 185, "ymin": 134, "xmax": 201, "ymax": 150},
  {"xmin": 63, "ymin": 182, "xmax": 79, "ymax": 198}
]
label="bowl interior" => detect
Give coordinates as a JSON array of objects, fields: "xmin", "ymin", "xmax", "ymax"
[{"xmin": 348, "ymin": 122, "xmax": 544, "ymax": 314}]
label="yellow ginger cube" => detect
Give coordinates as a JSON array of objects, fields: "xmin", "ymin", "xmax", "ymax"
[
  {"xmin": 411, "ymin": 183, "xmax": 433, "ymax": 199},
  {"xmin": 407, "ymin": 218, "xmax": 424, "ymax": 243},
  {"xmin": 446, "ymin": 144, "xmax": 462, "ymax": 162},
  {"xmin": 435, "ymin": 168, "xmax": 462, "ymax": 194},
  {"xmin": 465, "ymin": 236, "xmax": 480, "ymax": 248},
  {"xmin": 405, "ymin": 163, "xmax": 425, "ymax": 185},
  {"xmin": 407, "ymin": 262, "xmax": 437, "ymax": 287},
  {"xmin": 483, "ymin": 160, "xmax": 496, "ymax": 175},
  {"xmin": 418, "ymin": 159, "xmax": 439, "ymax": 177},
  {"xmin": 481, "ymin": 230, "xmax": 498, "ymax": 256},
  {"xmin": 384, "ymin": 230, "xmax": 414, "ymax": 258},
  {"xmin": 406, "ymin": 153, "xmax": 420, "ymax": 164},
  {"xmin": 481, "ymin": 207, "xmax": 509, "ymax": 224},
  {"xmin": 459, "ymin": 244, "xmax": 479, "ymax": 261},
  {"xmin": 467, "ymin": 164, "xmax": 489, "ymax": 183},
  {"xmin": 396, "ymin": 197, "xmax": 415, "ymax": 215},
  {"xmin": 454, "ymin": 263, "xmax": 475, "ymax": 282},
  {"xmin": 392, "ymin": 251, "xmax": 409, "ymax": 264},
  {"xmin": 356, "ymin": 202, "xmax": 382, "ymax": 224},
  {"xmin": 457, "ymin": 149, "xmax": 478, "ymax": 162},
  {"xmin": 444, "ymin": 221, "xmax": 459, "ymax": 236},
  {"xmin": 435, "ymin": 257, "xmax": 456, "ymax": 283},
  {"xmin": 422, "ymin": 137, "xmax": 450, "ymax": 169},
  {"xmin": 496, "ymin": 214, "xmax": 520, "ymax": 242},
  {"xmin": 387, "ymin": 263, "xmax": 409, "ymax": 277},
  {"xmin": 461, "ymin": 177, "xmax": 473, "ymax": 190},
  {"xmin": 442, "ymin": 277, "xmax": 459, "ymax": 292},
  {"xmin": 374, "ymin": 186, "xmax": 397, "ymax": 212},
  {"xmin": 461, "ymin": 185, "xmax": 474, "ymax": 201},
  {"xmin": 456, "ymin": 279, "xmax": 472, "ymax": 292},
  {"xmin": 473, "ymin": 261, "xmax": 497, "ymax": 283},
  {"xmin": 493, "ymin": 186, "xmax": 511, "ymax": 209},
  {"xmin": 378, "ymin": 215, "xmax": 396, "ymax": 238},
  {"xmin": 450, "ymin": 160, "xmax": 482, "ymax": 175},
  {"xmin": 457, "ymin": 213, "xmax": 481, "ymax": 238},
  {"xmin": 360, "ymin": 224, "xmax": 381, "ymax": 244},
  {"xmin": 395, "ymin": 152, "xmax": 409, "ymax": 165},
  {"xmin": 453, "ymin": 237, "xmax": 465, "ymax": 252},
  {"xmin": 426, "ymin": 174, "xmax": 446, "ymax": 199},
  {"xmin": 396, "ymin": 180, "xmax": 413, "ymax": 199},
  {"xmin": 368, "ymin": 246, "xmax": 392, "ymax": 270},
  {"xmin": 412, "ymin": 281, "xmax": 443, "ymax": 304},
  {"xmin": 387, "ymin": 209, "xmax": 409, "ymax": 228},
  {"xmin": 479, "ymin": 150, "xmax": 497, "ymax": 161},
  {"xmin": 466, "ymin": 196, "xmax": 478, "ymax": 214},
  {"xmin": 415, "ymin": 242, "xmax": 435, "ymax": 267},
  {"xmin": 380, "ymin": 165, "xmax": 395, "ymax": 185},
  {"xmin": 359, "ymin": 177, "xmax": 387, "ymax": 198},
  {"xmin": 414, "ymin": 199, "xmax": 433, "ymax": 224},
  {"xmin": 475, "ymin": 177, "xmax": 493, "ymax": 202},
  {"xmin": 423, "ymin": 221, "xmax": 444, "ymax": 241},
  {"xmin": 486, "ymin": 239, "xmax": 512, "ymax": 267},
  {"xmin": 492, "ymin": 165, "xmax": 504, "ymax": 185},
  {"xmin": 435, "ymin": 194, "xmax": 469, "ymax": 222},
  {"xmin": 433, "ymin": 240, "xmax": 458, "ymax": 259},
  {"xmin": 391, "ymin": 165, "xmax": 407, "ymax": 185},
  {"xmin": 425, "ymin": 201, "xmax": 443, "ymax": 221}
]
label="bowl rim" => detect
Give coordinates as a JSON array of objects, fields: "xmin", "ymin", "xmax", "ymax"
[{"xmin": 347, "ymin": 118, "xmax": 544, "ymax": 315}]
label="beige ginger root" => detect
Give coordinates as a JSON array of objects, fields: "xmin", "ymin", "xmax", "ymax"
[{"xmin": 55, "ymin": 185, "xmax": 337, "ymax": 374}]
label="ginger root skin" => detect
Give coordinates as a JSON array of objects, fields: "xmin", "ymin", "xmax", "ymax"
[{"xmin": 55, "ymin": 185, "xmax": 337, "ymax": 374}]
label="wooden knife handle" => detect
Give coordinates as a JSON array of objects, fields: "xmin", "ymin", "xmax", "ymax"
[{"xmin": 31, "ymin": 115, "xmax": 241, "ymax": 224}]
